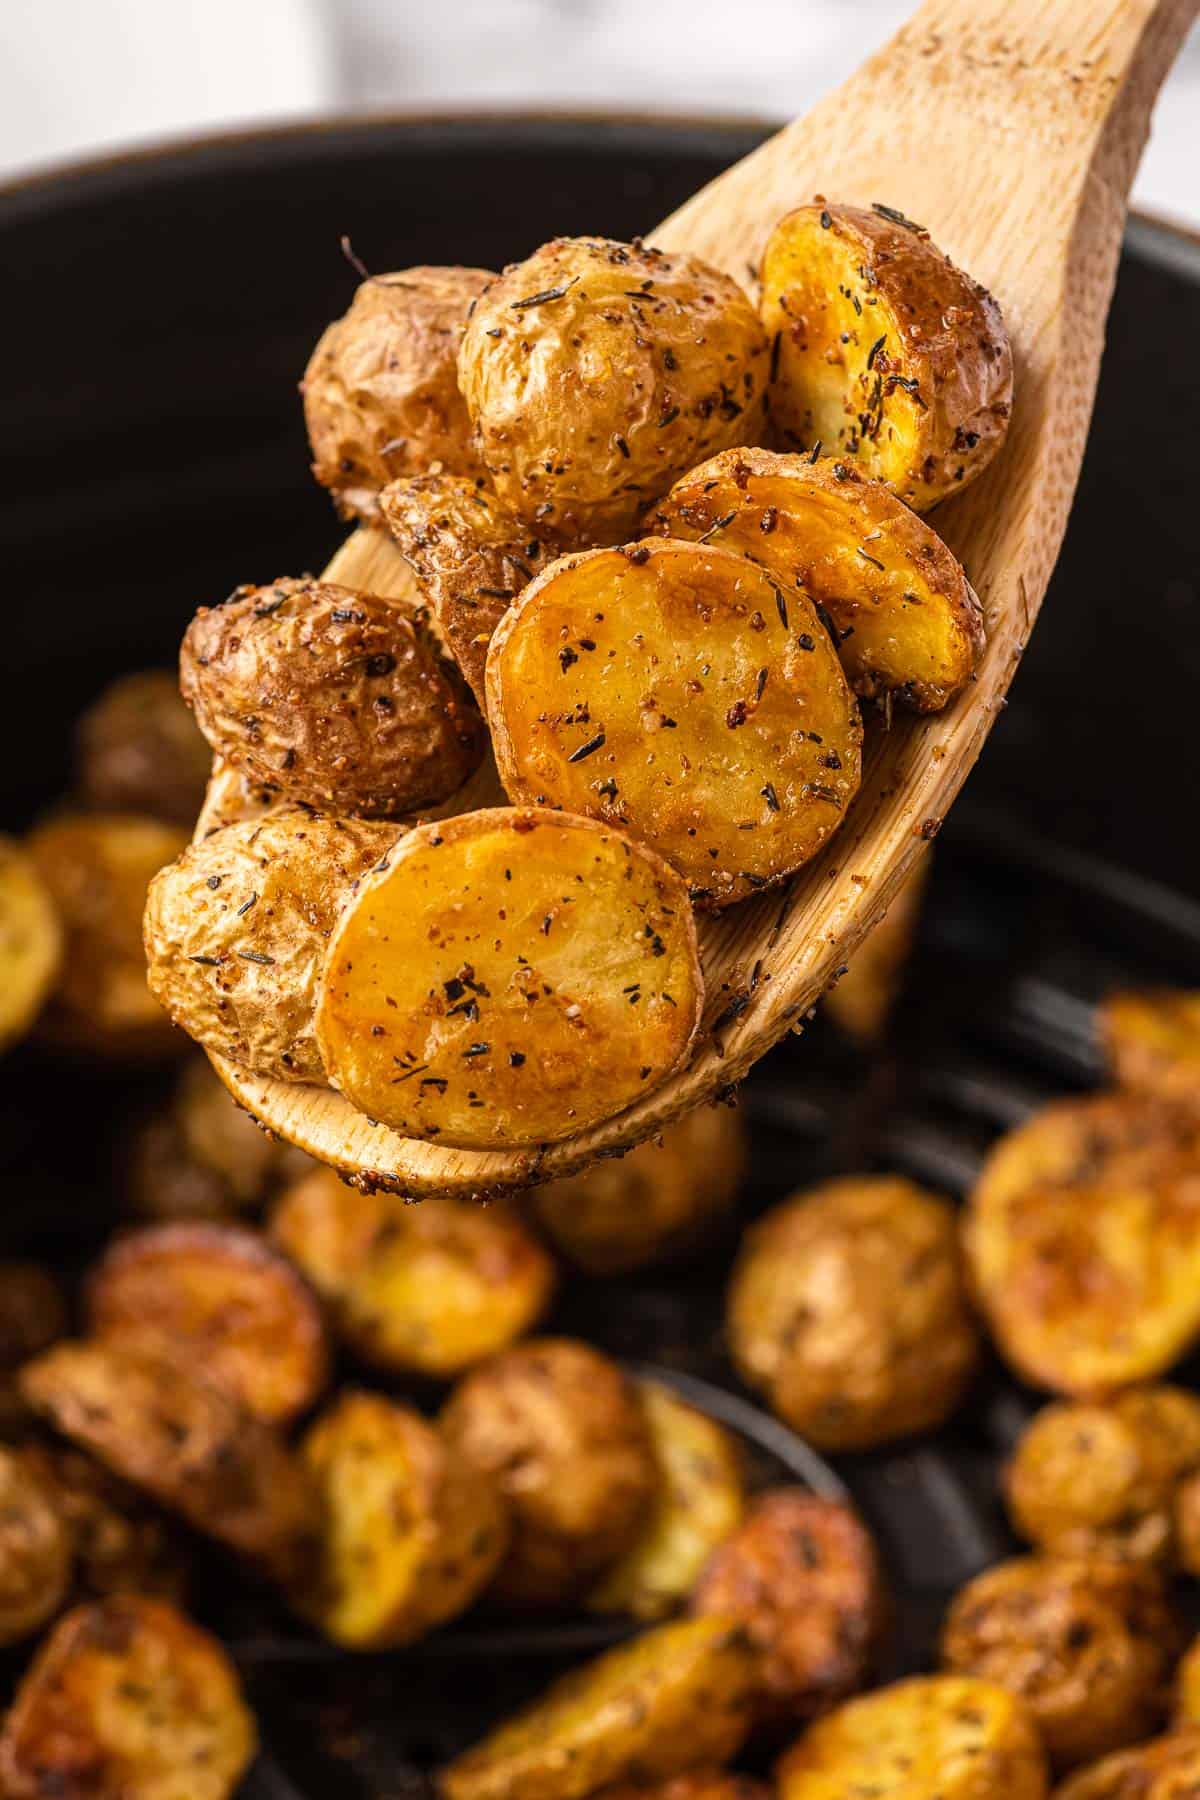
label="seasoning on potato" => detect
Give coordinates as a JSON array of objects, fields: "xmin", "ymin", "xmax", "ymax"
[
  {"xmin": 20, "ymin": 1443, "xmax": 189, "ymax": 1605},
  {"xmin": 727, "ymin": 1175, "xmax": 978, "ymax": 1450},
  {"xmin": 487, "ymin": 539, "xmax": 862, "ymax": 907},
  {"xmin": 144, "ymin": 806, "xmax": 399, "ymax": 1084},
  {"xmin": 1100, "ymin": 989, "xmax": 1200, "ymax": 1110},
  {"xmin": 440, "ymin": 1337, "xmax": 656, "ymax": 1606},
  {"xmin": 0, "ymin": 1594, "xmax": 256, "ymax": 1800},
  {"xmin": 761, "ymin": 202, "xmax": 1013, "ymax": 512},
  {"xmin": 458, "ymin": 235, "xmax": 769, "ymax": 545},
  {"xmin": 963, "ymin": 1093, "xmax": 1200, "ymax": 1396},
  {"xmin": 439, "ymin": 1615, "xmax": 761, "ymax": 1800},
  {"xmin": 1052, "ymin": 1732, "xmax": 1200, "ymax": 1800},
  {"xmin": 0, "ymin": 835, "xmax": 63, "ymax": 1053},
  {"xmin": 75, "ymin": 669, "xmax": 211, "ymax": 828},
  {"xmin": 0, "ymin": 1445, "xmax": 73, "ymax": 1647},
  {"xmin": 181, "ymin": 577, "xmax": 484, "ymax": 817},
  {"xmin": 645, "ymin": 449, "xmax": 984, "ymax": 711},
  {"xmin": 315, "ymin": 807, "xmax": 703, "ymax": 1149},
  {"xmin": 271, "ymin": 1166, "xmax": 554, "ymax": 1378}
]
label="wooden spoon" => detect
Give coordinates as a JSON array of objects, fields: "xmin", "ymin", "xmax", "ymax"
[{"xmin": 208, "ymin": 0, "xmax": 1198, "ymax": 1197}]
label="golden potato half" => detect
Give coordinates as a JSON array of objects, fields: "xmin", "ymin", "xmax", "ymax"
[
  {"xmin": 487, "ymin": 540, "xmax": 862, "ymax": 908},
  {"xmin": 963, "ymin": 1093, "xmax": 1200, "ymax": 1396},
  {"xmin": 0, "ymin": 1595, "xmax": 256, "ymax": 1800},
  {"xmin": 776, "ymin": 1674, "xmax": 1047, "ymax": 1800},
  {"xmin": 303, "ymin": 264, "xmax": 493, "ymax": 519},
  {"xmin": 646, "ymin": 449, "xmax": 983, "ymax": 711},
  {"xmin": 1053, "ymin": 1732, "xmax": 1200, "ymax": 1800},
  {"xmin": 1101, "ymin": 990, "xmax": 1200, "ymax": 1111},
  {"xmin": 316, "ymin": 807, "xmax": 702, "ymax": 1150},
  {"xmin": 761, "ymin": 203, "xmax": 1013, "ymax": 512},
  {"xmin": 458, "ymin": 235, "xmax": 769, "ymax": 544},
  {"xmin": 75, "ymin": 669, "xmax": 211, "ymax": 828},
  {"xmin": 440, "ymin": 1615, "xmax": 761, "ymax": 1800},
  {"xmin": 0, "ymin": 1445, "xmax": 73, "ymax": 1647},
  {"xmin": 0, "ymin": 837, "xmax": 62, "ymax": 1053}
]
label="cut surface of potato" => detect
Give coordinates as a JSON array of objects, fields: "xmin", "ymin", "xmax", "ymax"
[
  {"xmin": 488, "ymin": 539, "xmax": 862, "ymax": 907},
  {"xmin": 439, "ymin": 1615, "xmax": 761, "ymax": 1800},
  {"xmin": 0, "ymin": 1445, "xmax": 73, "ymax": 1647},
  {"xmin": 760, "ymin": 203, "xmax": 1013, "ymax": 512},
  {"xmin": 963, "ymin": 1093, "xmax": 1200, "ymax": 1396},
  {"xmin": 1100, "ymin": 990, "xmax": 1200, "ymax": 1110},
  {"xmin": 589, "ymin": 1379, "xmax": 744, "ymax": 1620},
  {"xmin": 271, "ymin": 1166, "xmax": 553, "ymax": 1377},
  {"xmin": 0, "ymin": 1594, "xmax": 256, "ymax": 1800},
  {"xmin": 86, "ymin": 1221, "xmax": 328, "ymax": 1425},
  {"xmin": 316, "ymin": 807, "xmax": 702, "ymax": 1149},
  {"xmin": 296, "ymin": 1389, "xmax": 508, "ymax": 1649},
  {"xmin": 0, "ymin": 835, "xmax": 62, "ymax": 1052},
  {"xmin": 646, "ymin": 450, "xmax": 982, "ymax": 711},
  {"xmin": 75, "ymin": 669, "xmax": 211, "ymax": 828},
  {"xmin": 1053, "ymin": 1732, "xmax": 1200, "ymax": 1800}
]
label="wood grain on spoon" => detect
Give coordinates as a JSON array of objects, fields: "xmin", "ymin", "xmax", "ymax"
[{"xmin": 207, "ymin": 0, "xmax": 1199, "ymax": 1196}]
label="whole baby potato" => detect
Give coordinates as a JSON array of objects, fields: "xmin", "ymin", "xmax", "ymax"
[
  {"xmin": 75, "ymin": 669, "xmax": 211, "ymax": 828},
  {"xmin": 458, "ymin": 236, "xmax": 770, "ymax": 544}
]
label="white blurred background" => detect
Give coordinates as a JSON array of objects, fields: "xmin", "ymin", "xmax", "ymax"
[{"xmin": 2, "ymin": 0, "xmax": 1197, "ymax": 226}]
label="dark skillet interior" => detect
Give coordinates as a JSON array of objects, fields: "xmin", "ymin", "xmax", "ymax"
[{"xmin": 2, "ymin": 119, "xmax": 1200, "ymax": 1796}]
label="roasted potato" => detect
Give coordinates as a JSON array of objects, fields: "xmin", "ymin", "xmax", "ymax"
[
  {"xmin": 1100, "ymin": 990, "xmax": 1200, "ymax": 1111},
  {"xmin": 439, "ymin": 1615, "xmax": 761, "ymax": 1800},
  {"xmin": 727, "ymin": 1175, "xmax": 978, "ymax": 1450},
  {"xmin": 86, "ymin": 1221, "xmax": 328, "ymax": 1425},
  {"xmin": 315, "ymin": 807, "xmax": 702, "ymax": 1149},
  {"xmin": 941, "ymin": 1554, "xmax": 1176, "ymax": 1767},
  {"xmin": 0, "ymin": 1594, "xmax": 256, "ymax": 1800},
  {"xmin": 295, "ymin": 1388, "xmax": 508, "ymax": 1649},
  {"xmin": 1172, "ymin": 1466, "xmax": 1200, "ymax": 1576},
  {"xmin": 589, "ymin": 1380, "xmax": 745, "ymax": 1620},
  {"xmin": 487, "ymin": 539, "xmax": 862, "ymax": 908},
  {"xmin": 144, "ymin": 806, "xmax": 399, "ymax": 1084},
  {"xmin": 20, "ymin": 1443, "xmax": 189, "ymax": 1605},
  {"xmin": 181, "ymin": 577, "xmax": 484, "ymax": 817},
  {"xmin": 775, "ymin": 1674, "xmax": 1047, "ymax": 1800},
  {"xmin": 28, "ymin": 812, "xmax": 186, "ymax": 1058},
  {"xmin": 20, "ymin": 1339, "xmax": 320, "ymax": 1583},
  {"xmin": 1052, "ymin": 1733, "xmax": 1200, "ymax": 1800},
  {"xmin": 458, "ymin": 235, "xmax": 769, "ymax": 545},
  {"xmin": 963, "ymin": 1093, "xmax": 1200, "ymax": 1395},
  {"xmin": 271, "ymin": 1166, "xmax": 554, "ymax": 1378},
  {"xmin": 0, "ymin": 1445, "xmax": 73, "ymax": 1646},
  {"xmin": 761, "ymin": 202, "xmax": 1013, "ymax": 512},
  {"xmin": 0, "ymin": 835, "xmax": 63, "ymax": 1052},
  {"xmin": 691, "ymin": 1489, "xmax": 886, "ymax": 1725},
  {"xmin": 597, "ymin": 1779, "xmax": 770, "ymax": 1800},
  {"xmin": 303, "ymin": 264, "xmax": 493, "ymax": 519},
  {"xmin": 380, "ymin": 472, "xmax": 550, "ymax": 704},
  {"xmin": 440, "ymin": 1337, "xmax": 656, "ymax": 1606},
  {"xmin": 825, "ymin": 851, "xmax": 929, "ymax": 1039},
  {"xmin": 532, "ymin": 1103, "xmax": 745, "ymax": 1275},
  {"xmin": 1174, "ymin": 1634, "xmax": 1200, "ymax": 1725},
  {"xmin": 645, "ymin": 450, "xmax": 983, "ymax": 711},
  {"xmin": 1005, "ymin": 1387, "xmax": 1200, "ymax": 1565},
  {"xmin": 174, "ymin": 1054, "xmax": 310, "ymax": 1202},
  {"xmin": 75, "ymin": 669, "xmax": 211, "ymax": 827}
]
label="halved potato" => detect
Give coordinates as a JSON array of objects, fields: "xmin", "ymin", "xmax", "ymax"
[
  {"xmin": 760, "ymin": 202, "xmax": 1013, "ymax": 512},
  {"xmin": 271, "ymin": 1166, "xmax": 554, "ymax": 1377},
  {"xmin": 440, "ymin": 1615, "xmax": 761, "ymax": 1800},
  {"xmin": 295, "ymin": 1388, "xmax": 508, "ymax": 1650},
  {"xmin": 0, "ymin": 836, "xmax": 62, "ymax": 1052},
  {"xmin": 487, "ymin": 539, "xmax": 862, "ymax": 907},
  {"xmin": 0, "ymin": 1445, "xmax": 73, "ymax": 1646},
  {"xmin": 0, "ymin": 1594, "xmax": 256, "ymax": 1800},
  {"xmin": 316, "ymin": 807, "xmax": 702, "ymax": 1149},
  {"xmin": 963, "ymin": 1093, "xmax": 1200, "ymax": 1396},
  {"xmin": 645, "ymin": 451, "xmax": 982, "ymax": 711},
  {"xmin": 1053, "ymin": 1733, "xmax": 1200, "ymax": 1800},
  {"xmin": 86, "ymin": 1221, "xmax": 328, "ymax": 1425},
  {"xmin": 20, "ymin": 1443, "xmax": 189, "ymax": 1605},
  {"xmin": 75, "ymin": 669, "xmax": 212, "ymax": 828},
  {"xmin": 1100, "ymin": 990, "xmax": 1200, "ymax": 1110},
  {"xmin": 589, "ymin": 1379, "xmax": 745, "ymax": 1620}
]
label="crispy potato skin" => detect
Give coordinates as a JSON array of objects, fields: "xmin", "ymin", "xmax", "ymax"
[
  {"xmin": 86, "ymin": 1221, "xmax": 329, "ymax": 1425},
  {"xmin": 29, "ymin": 813, "xmax": 186, "ymax": 1059},
  {"xmin": 439, "ymin": 1615, "xmax": 761, "ymax": 1800},
  {"xmin": 302, "ymin": 266, "xmax": 493, "ymax": 519},
  {"xmin": 1101, "ymin": 990, "xmax": 1200, "ymax": 1111},
  {"xmin": 1052, "ymin": 1732, "xmax": 1200, "ymax": 1800},
  {"xmin": 144, "ymin": 806, "xmax": 399, "ymax": 1084},
  {"xmin": 533, "ymin": 1104, "xmax": 745, "ymax": 1275},
  {"xmin": 0, "ymin": 1595, "xmax": 256, "ymax": 1800},
  {"xmin": 0, "ymin": 836, "xmax": 62, "ymax": 1052},
  {"xmin": 761, "ymin": 204, "xmax": 1013, "ymax": 512},
  {"xmin": 20, "ymin": 1339, "xmax": 320, "ymax": 1583},
  {"xmin": 458, "ymin": 236, "xmax": 769, "ymax": 545},
  {"xmin": 75, "ymin": 670, "xmax": 211, "ymax": 828},
  {"xmin": 380, "ymin": 473, "xmax": 550, "ymax": 704},
  {"xmin": 775, "ymin": 1674, "xmax": 1047, "ymax": 1800},
  {"xmin": 316, "ymin": 807, "xmax": 702, "ymax": 1149},
  {"xmin": 941, "ymin": 1555, "xmax": 1176, "ymax": 1767},
  {"xmin": 645, "ymin": 450, "xmax": 983, "ymax": 711},
  {"xmin": 0, "ymin": 1446, "xmax": 73, "ymax": 1646},
  {"xmin": 181, "ymin": 577, "xmax": 484, "ymax": 817},
  {"xmin": 487, "ymin": 540, "xmax": 862, "ymax": 908},
  {"xmin": 271, "ymin": 1166, "xmax": 553, "ymax": 1377},
  {"xmin": 1006, "ymin": 1387, "xmax": 1200, "ymax": 1565},
  {"xmin": 692, "ymin": 1489, "xmax": 885, "ymax": 1725},
  {"xmin": 963, "ymin": 1093, "xmax": 1200, "ymax": 1396},
  {"xmin": 20, "ymin": 1443, "xmax": 189, "ymax": 1605},
  {"xmin": 728, "ymin": 1176, "xmax": 978, "ymax": 1450},
  {"xmin": 440, "ymin": 1337, "xmax": 656, "ymax": 1606}
]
